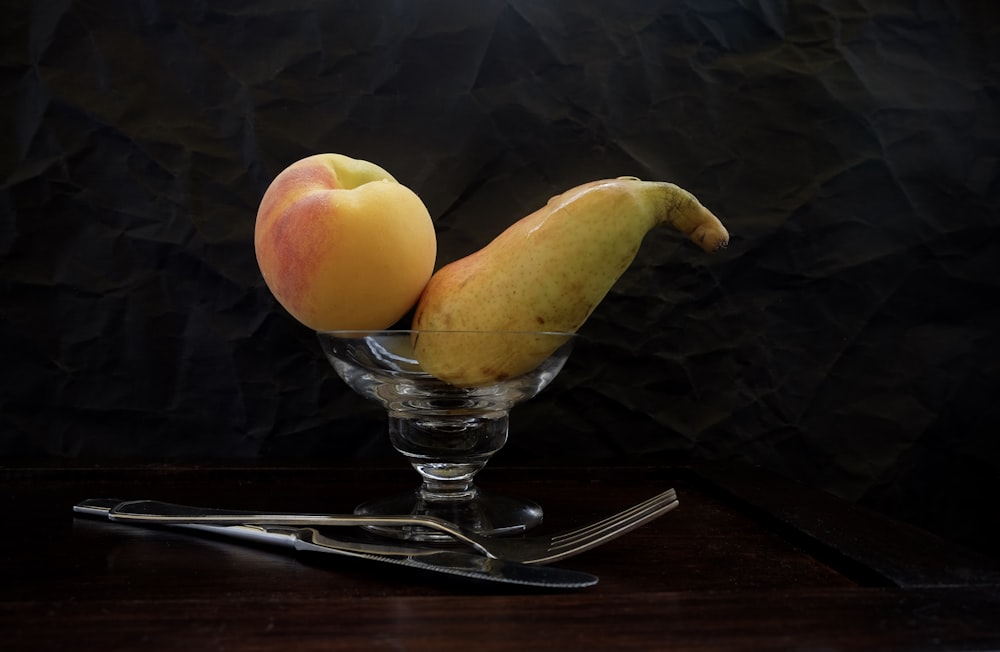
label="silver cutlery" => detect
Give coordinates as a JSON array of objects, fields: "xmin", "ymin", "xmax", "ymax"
[
  {"xmin": 79, "ymin": 487, "xmax": 678, "ymax": 565},
  {"xmin": 73, "ymin": 499, "xmax": 598, "ymax": 589}
]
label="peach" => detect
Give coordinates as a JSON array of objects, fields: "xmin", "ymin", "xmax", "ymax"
[{"xmin": 254, "ymin": 153, "xmax": 436, "ymax": 331}]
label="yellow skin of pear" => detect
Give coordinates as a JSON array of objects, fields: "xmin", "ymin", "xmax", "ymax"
[{"xmin": 411, "ymin": 176, "xmax": 729, "ymax": 386}]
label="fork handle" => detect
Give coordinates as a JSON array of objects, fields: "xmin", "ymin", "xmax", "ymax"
[
  {"xmin": 85, "ymin": 499, "xmax": 494, "ymax": 558},
  {"xmin": 107, "ymin": 499, "xmax": 461, "ymax": 531},
  {"xmin": 73, "ymin": 499, "xmax": 300, "ymax": 548}
]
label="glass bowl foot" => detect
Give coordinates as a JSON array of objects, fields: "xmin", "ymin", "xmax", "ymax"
[{"xmin": 354, "ymin": 490, "xmax": 543, "ymax": 542}]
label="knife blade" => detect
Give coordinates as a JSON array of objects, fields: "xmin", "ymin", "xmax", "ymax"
[{"xmin": 73, "ymin": 499, "xmax": 598, "ymax": 589}]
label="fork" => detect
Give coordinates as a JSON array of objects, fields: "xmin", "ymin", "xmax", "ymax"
[
  {"xmin": 73, "ymin": 500, "xmax": 600, "ymax": 587},
  {"xmin": 96, "ymin": 488, "xmax": 678, "ymax": 565}
]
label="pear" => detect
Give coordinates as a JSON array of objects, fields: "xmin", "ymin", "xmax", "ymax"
[{"xmin": 411, "ymin": 176, "xmax": 729, "ymax": 386}]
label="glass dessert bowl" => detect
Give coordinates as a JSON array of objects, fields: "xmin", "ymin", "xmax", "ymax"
[{"xmin": 317, "ymin": 330, "xmax": 573, "ymax": 542}]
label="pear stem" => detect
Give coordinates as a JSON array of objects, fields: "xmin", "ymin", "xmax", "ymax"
[{"xmin": 649, "ymin": 182, "xmax": 730, "ymax": 252}]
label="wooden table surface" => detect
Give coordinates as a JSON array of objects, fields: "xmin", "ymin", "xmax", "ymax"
[{"xmin": 2, "ymin": 462, "xmax": 999, "ymax": 651}]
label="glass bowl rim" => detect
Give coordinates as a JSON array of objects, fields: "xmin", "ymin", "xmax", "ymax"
[{"xmin": 316, "ymin": 329, "xmax": 578, "ymax": 337}]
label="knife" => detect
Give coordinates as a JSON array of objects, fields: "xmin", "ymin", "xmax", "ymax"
[{"xmin": 73, "ymin": 499, "xmax": 598, "ymax": 589}]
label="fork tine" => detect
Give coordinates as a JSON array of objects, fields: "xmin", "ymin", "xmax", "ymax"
[
  {"xmin": 549, "ymin": 498, "xmax": 680, "ymax": 549},
  {"xmin": 549, "ymin": 488, "xmax": 678, "ymax": 544},
  {"xmin": 549, "ymin": 494, "xmax": 678, "ymax": 551},
  {"xmin": 534, "ymin": 497, "xmax": 679, "ymax": 564},
  {"xmin": 553, "ymin": 497, "xmax": 678, "ymax": 550}
]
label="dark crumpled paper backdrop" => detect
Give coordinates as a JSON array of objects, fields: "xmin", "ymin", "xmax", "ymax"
[{"xmin": 2, "ymin": 1, "xmax": 998, "ymax": 555}]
